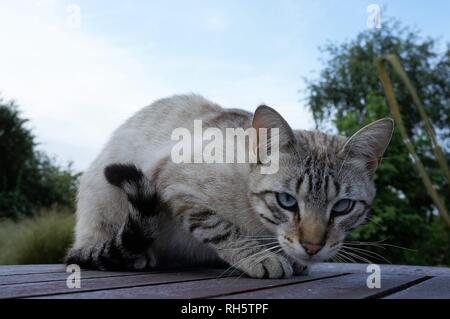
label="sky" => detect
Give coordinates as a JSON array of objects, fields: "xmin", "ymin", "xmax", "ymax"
[{"xmin": 0, "ymin": 0, "xmax": 449, "ymax": 171}]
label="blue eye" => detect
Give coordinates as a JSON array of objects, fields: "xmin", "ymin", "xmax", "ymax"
[
  {"xmin": 276, "ymin": 193, "xmax": 297, "ymax": 210},
  {"xmin": 332, "ymin": 199, "xmax": 355, "ymax": 216}
]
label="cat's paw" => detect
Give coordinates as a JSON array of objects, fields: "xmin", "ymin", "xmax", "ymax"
[
  {"xmin": 132, "ymin": 256, "xmax": 148, "ymax": 270},
  {"xmin": 241, "ymin": 252, "xmax": 293, "ymax": 279},
  {"xmin": 132, "ymin": 250, "xmax": 158, "ymax": 270},
  {"xmin": 292, "ymin": 261, "xmax": 310, "ymax": 275}
]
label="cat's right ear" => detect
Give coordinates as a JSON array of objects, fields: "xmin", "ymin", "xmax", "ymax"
[
  {"xmin": 340, "ymin": 118, "xmax": 394, "ymax": 175},
  {"xmin": 252, "ymin": 105, "xmax": 296, "ymax": 155}
]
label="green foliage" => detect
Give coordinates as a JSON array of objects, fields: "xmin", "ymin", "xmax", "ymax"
[
  {"xmin": 0, "ymin": 98, "xmax": 80, "ymax": 219},
  {"xmin": 304, "ymin": 19, "xmax": 450, "ymax": 266},
  {"xmin": 0, "ymin": 209, "xmax": 75, "ymax": 264},
  {"xmin": 306, "ymin": 19, "xmax": 449, "ymax": 137}
]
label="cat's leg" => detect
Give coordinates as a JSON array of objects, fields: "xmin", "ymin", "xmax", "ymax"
[
  {"xmin": 66, "ymin": 164, "xmax": 162, "ymax": 270},
  {"xmin": 175, "ymin": 208, "xmax": 293, "ymax": 279}
]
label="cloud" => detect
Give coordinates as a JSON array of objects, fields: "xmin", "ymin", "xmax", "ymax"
[
  {"xmin": 0, "ymin": 1, "xmax": 312, "ymax": 171},
  {"xmin": 0, "ymin": 1, "xmax": 173, "ymax": 170}
]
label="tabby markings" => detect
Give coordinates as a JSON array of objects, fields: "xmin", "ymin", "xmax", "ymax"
[{"xmin": 171, "ymin": 120, "xmax": 279, "ymax": 174}]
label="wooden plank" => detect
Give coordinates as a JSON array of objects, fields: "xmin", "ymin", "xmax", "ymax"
[
  {"xmin": 0, "ymin": 270, "xmax": 151, "ymax": 285},
  {"xmin": 1, "ymin": 262, "xmax": 448, "ymax": 299},
  {"xmin": 311, "ymin": 263, "xmax": 450, "ymax": 277},
  {"xmin": 215, "ymin": 273, "xmax": 426, "ymax": 299},
  {"xmin": 34, "ymin": 272, "xmax": 345, "ymax": 299},
  {"xmin": 1, "ymin": 269, "xmax": 229, "ymax": 299},
  {"xmin": 0, "ymin": 264, "xmax": 66, "ymax": 276},
  {"xmin": 1, "ymin": 262, "xmax": 448, "ymax": 277},
  {"xmin": 385, "ymin": 277, "xmax": 450, "ymax": 299}
]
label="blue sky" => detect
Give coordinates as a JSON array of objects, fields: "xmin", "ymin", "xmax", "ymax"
[{"xmin": 0, "ymin": 0, "xmax": 449, "ymax": 170}]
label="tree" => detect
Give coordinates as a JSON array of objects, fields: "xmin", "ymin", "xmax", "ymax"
[
  {"xmin": 0, "ymin": 98, "xmax": 80, "ymax": 219},
  {"xmin": 303, "ymin": 19, "xmax": 450, "ymax": 266}
]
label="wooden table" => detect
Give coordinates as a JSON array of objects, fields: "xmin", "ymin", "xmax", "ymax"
[{"xmin": 1, "ymin": 263, "xmax": 449, "ymax": 299}]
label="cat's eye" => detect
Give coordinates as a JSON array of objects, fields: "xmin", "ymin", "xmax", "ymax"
[
  {"xmin": 276, "ymin": 193, "xmax": 297, "ymax": 210},
  {"xmin": 331, "ymin": 199, "xmax": 355, "ymax": 216}
]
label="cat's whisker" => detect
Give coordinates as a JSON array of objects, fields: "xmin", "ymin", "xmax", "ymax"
[
  {"xmin": 218, "ymin": 241, "xmax": 278, "ymax": 251},
  {"xmin": 227, "ymin": 245, "xmax": 283, "ymax": 279},
  {"xmin": 344, "ymin": 239, "xmax": 389, "ymax": 248},
  {"xmin": 232, "ymin": 240, "xmax": 278, "ymax": 246},
  {"xmin": 344, "ymin": 239, "xmax": 416, "ymax": 252},
  {"xmin": 345, "ymin": 238, "xmax": 388, "ymax": 244},
  {"xmin": 234, "ymin": 246, "xmax": 284, "ymax": 280},
  {"xmin": 378, "ymin": 244, "xmax": 416, "ymax": 251},
  {"xmin": 251, "ymin": 245, "xmax": 283, "ymax": 266},
  {"xmin": 216, "ymin": 259, "xmax": 251, "ymax": 279},
  {"xmin": 340, "ymin": 248, "xmax": 373, "ymax": 264},
  {"xmin": 366, "ymin": 217, "xmax": 385, "ymax": 229},
  {"xmin": 241, "ymin": 235, "xmax": 277, "ymax": 239},
  {"xmin": 335, "ymin": 251, "xmax": 355, "ymax": 263},
  {"xmin": 342, "ymin": 248, "xmax": 387, "ymax": 265},
  {"xmin": 342, "ymin": 245, "xmax": 391, "ymax": 263},
  {"xmin": 344, "ymin": 242, "xmax": 387, "ymax": 250},
  {"xmin": 242, "ymin": 234, "xmax": 277, "ymax": 237},
  {"xmin": 226, "ymin": 238, "xmax": 278, "ymax": 247},
  {"xmin": 234, "ymin": 246, "xmax": 281, "ymax": 281},
  {"xmin": 332, "ymin": 254, "xmax": 346, "ymax": 263},
  {"xmin": 215, "ymin": 244, "xmax": 281, "ymax": 279},
  {"xmin": 343, "ymin": 246, "xmax": 390, "ymax": 263},
  {"xmin": 240, "ymin": 237, "xmax": 278, "ymax": 241},
  {"xmin": 339, "ymin": 250, "xmax": 364, "ymax": 264},
  {"xmin": 236, "ymin": 270, "xmax": 248, "ymax": 280}
]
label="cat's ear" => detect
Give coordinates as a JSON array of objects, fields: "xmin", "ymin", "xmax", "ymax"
[
  {"xmin": 252, "ymin": 105, "xmax": 296, "ymax": 153},
  {"xmin": 340, "ymin": 118, "xmax": 394, "ymax": 174}
]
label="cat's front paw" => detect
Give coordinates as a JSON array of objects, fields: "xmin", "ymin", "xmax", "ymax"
[{"xmin": 240, "ymin": 252, "xmax": 293, "ymax": 279}]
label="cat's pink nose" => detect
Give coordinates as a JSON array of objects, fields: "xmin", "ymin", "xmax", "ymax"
[{"xmin": 302, "ymin": 243, "xmax": 323, "ymax": 256}]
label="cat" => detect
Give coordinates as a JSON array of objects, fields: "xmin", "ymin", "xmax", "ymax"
[{"xmin": 65, "ymin": 94, "xmax": 394, "ymax": 278}]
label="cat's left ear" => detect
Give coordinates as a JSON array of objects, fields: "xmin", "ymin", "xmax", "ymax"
[{"xmin": 340, "ymin": 118, "xmax": 394, "ymax": 174}]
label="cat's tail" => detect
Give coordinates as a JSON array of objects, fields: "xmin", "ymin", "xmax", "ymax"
[
  {"xmin": 104, "ymin": 163, "xmax": 162, "ymax": 218},
  {"xmin": 65, "ymin": 164, "xmax": 163, "ymax": 270}
]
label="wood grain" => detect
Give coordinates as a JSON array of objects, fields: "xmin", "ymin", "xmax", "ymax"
[
  {"xmin": 37, "ymin": 272, "xmax": 345, "ymax": 299},
  {"xmin": 2, "ymin": 269, "xmax": 228, "ymax": 299},
  {"xmin": 385, "ymin": 277, "xmax": 450, "ymax": 299},
  {"xmin": 1, "ymin": 270, "xmax": 151, "ymax": 285},
  {"xmin": 0, "ymin": 264, "xmax": 66, "ymax": 276},
  {"xmin": 215, "ymin": 274, "xmax": 427, "ymax": 299},
  {"xmin": 0, "ymin": 263, "xmax": 448, "ymax": 299}
]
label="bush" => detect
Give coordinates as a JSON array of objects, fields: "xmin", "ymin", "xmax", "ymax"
[
  {"xmin": 0, "ymin": 97, "xmax": 80, "ymax": 219},
  {"xmin": 0, "ymin": 209, "xmax": 75, "ymax": 264}
]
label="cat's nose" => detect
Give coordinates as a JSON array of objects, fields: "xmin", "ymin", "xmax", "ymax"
[{"xmin": 301, "ymin": 243, "xmax": 323, "ymax": 256}]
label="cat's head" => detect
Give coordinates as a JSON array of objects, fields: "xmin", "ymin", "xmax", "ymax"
[{"xmin": 249, "ymin": 105, "xmax": 394, "ymax": 265}]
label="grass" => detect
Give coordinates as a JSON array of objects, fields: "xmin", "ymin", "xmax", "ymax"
[{"xmin": 0, "ymin": 209, "xmax": 75, "ymax": 264}]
